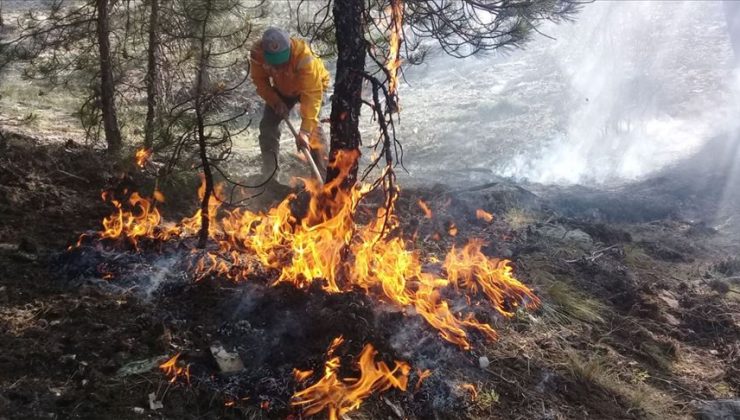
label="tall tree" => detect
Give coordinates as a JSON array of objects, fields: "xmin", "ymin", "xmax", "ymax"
[
  {"xmin": 157, "ymin": 0, "xmax": 257, "ymax": 248},
  {"xmin": 0, "ymin": 0, "xmax": 127, "ymax": 153},
  {"xmin": 326, "ymin": 0, "xmax": 365, "ymax": 187},
  {"xmin": 96, "ymin": 0, "xmax": 122, "ymax": 154},
  {"xmin": 144, "ymin": 0, "xmax": 160, "ymax": 149}
]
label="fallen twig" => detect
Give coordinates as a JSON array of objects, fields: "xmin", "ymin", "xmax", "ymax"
[
  {"xmin": 53, "ymin": 169, "xmax": 89, "ymax": 183},
  {"xmin": 564, "ymin": 244, "xmax": 619, "ymax": 264}
]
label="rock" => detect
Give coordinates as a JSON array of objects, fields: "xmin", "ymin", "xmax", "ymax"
[
  {"xmin": 209, "ymin": 343, "xmax": 244, "ymax": 373},
  {"xmin": 478, "ymin": 356, "xmax": 490, "ymax": 369},
  {"xmin": 132, "ymin": 407, "xmax": 145, "ymax": 415},
  {"xmin": 148, "ymin": 393, "xmax": 163, "ymax": 411},
  {"xmin": 696, "ymin": 400, "xmax": 740, "ymax": 420}
]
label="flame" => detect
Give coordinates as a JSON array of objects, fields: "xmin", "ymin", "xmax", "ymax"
[
  {"xmin": 85, "ymin": 149, "xmax": 539, "ymax": 350},
  {"xmin": 135, "ymin": 148, "xmax": 152, "ymax": 168},
  {"xmin": 417, "ymin": 199, "xmax": 433, "ymax": 219},
  {"xmin": 99, "ymin": 191, "xmax": 162, "ymax": 249},
  {"xmin": 476, "ymin": 209, "xmax": 494, "ymax": 223},
  {"xmin": 293, "ymin": 368, "xmax": 315, "ymax": 383},
  {"xmin": 444, "ymin": 239, "xmax": 540, "ymax": 318},
  {"xmin": 460, "ymin": 383, "xmax": 478, "ymax": 401},
  {"xmin": 386, "ymin": 0, "xmax": 404, "ymax": 109},
  {"xmin": 159, "ymin": 353, "xmax": 190, "ymax": 384},
  {"xmin": 414, "ymin": 369, "xmax": 432, "ymax": 392},
  {"xmin": 447, "ymin": 222, "xmax": 458, "ymax": 237},
  {"xmin": 291, "ymin": 339, "xmax": 410, "ymax": 420}
]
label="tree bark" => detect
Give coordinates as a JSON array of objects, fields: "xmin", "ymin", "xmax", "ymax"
[
  {"xmin": 96, "ymin": 0, "xmax": 122, "ymax": 154},
  {"xmin": 327, "ymin": 0, "xmax": 365, "ymax": 187},
  {"xmin": 144, "ymin": 0, "xmax": 160, "ymax": 148},
  {"xmin": 195, "ymin": 1, "xmax": 214, "ymax": 249}
]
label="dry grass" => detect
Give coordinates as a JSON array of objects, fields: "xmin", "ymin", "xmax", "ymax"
[
  {"xmin": 545, "ymin": 281, "xmax": 606, "ymax": 325},
  {"xmin": 503, "ymin": 207, "xmax": 537, "ymax": 230},
  {"xmin": 563, "ymin": 350, "xmax": 682, "ymax": 419},
  {"xmin": 0, "ymin": 72, "xmax": 85, "ymax": 140}
]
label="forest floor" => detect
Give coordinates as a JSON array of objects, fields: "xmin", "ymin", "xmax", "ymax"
[{"xmin": 1, "ymin": 133, "xmax": 739, "ymax": 420}]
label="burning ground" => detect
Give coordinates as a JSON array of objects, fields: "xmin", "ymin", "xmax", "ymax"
[{"xmin": 1, "ymin": 136, "xmax": 740, "ymax": 419}]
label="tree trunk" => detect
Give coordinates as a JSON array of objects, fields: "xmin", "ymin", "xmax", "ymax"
[
  {"xmin": 144, "ymin": 0, "xmax": 160, "ymax": 148},
  {"xmin": 195, "ymin": 1, "xmax": 214, "ymax": 249},
  {"xmin": 326, "ymin": 0, "xmax": 365, "ymax": 187},
  {"xmin": 96, "ymin": 0, "xmax": 122, "ymax": 154}
]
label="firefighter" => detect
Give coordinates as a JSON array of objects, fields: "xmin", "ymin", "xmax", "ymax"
[{"xmin": 250, "ymin": 27, "xmax": 330, "ymax": 183}]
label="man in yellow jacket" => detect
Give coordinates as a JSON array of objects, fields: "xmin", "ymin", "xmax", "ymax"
[{"xmin": 250, "ymin": 27, "xmax": 331, "ymax": 182}]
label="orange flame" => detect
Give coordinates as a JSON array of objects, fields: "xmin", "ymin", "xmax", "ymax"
[
  {"xmin": 476, "ymin": 209, "xmax": 494, "ymax": 223},
  {"xmin": 386, "ymin": 0, "xmax": 404, "ymax": 109},
  {"xmin": 293, "ymin": 368, "xmax": 315, "ymax": 383},
  {"xmin": 460, "ymin": 383, "xmax": 478, "ymax": 401},
  {"xmin": 414, "ymin": 369, "xmax": 432, "ymax": 392},
  {"xmin": 135, "ymin": 148, "xmax": 152, "ymax": 168},
  {"xmin": 159, "ymin": 353, "xmax": 190, "ymax": 384},
  {"xmin": 100, "ymin": 191, "xmax": 162, "ymax": 249},
  {"xmin": 86, "ymin": 149, "xmax": 539, "ymax": 350},
  {"xmin": 291, "ymin": 339, "xmax": 410, "ymax": 420},
  {"xmin": 417, "ymin": 199, "xmax": 433, "ymax": 219}
]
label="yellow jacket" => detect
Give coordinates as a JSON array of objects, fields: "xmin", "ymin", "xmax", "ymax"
[{"xmin": 250, "ymin": 38, "xmax": 330, "ymax": 133}]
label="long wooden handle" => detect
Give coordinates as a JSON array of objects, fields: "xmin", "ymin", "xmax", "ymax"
[{"xmin": 284, "ymin": 118, "xmax": 324, "ymax": 185}]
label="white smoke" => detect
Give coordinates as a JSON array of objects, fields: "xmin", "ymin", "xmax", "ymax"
[{"xmin": 396, "ymin": 1, "xmax": 736, "ymax": 186}]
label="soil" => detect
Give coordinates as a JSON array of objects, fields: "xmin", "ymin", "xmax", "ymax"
[{"xmin": 1, "ymin": 134, "xmax": 739, "ymax": 419}]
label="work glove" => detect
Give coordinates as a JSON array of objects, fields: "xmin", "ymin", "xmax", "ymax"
[
  {"xmin": 295, "ymin": 129, "xmax": 311, "ymax": 151},
  {"xmin": 272, "ymin": 101, "xmax": 290, "ymax": 117}
]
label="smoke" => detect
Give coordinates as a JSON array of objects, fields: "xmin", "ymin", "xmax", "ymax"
[{"xmin": 397, "ymin": 1, "xmax": 736, "ymax": 186}]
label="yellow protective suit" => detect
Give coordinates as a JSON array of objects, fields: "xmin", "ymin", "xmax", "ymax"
[{"xmin": 250, "ymin": 37, "xmax": 330, "ymax": 134}]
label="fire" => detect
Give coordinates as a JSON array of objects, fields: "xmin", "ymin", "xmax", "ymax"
[
  {"xmin": 99, "ymin": 191, "xmax": 162, "ymax": 249},
  {"xmin": 414, "ymin": 369, "xmax": 432, "ymax": 392},
  {"xmin": 85, "ymin": 149, "xmax": 539, "ymax": 350},
  {"xmin": 445, "ymin": 239, "xmax": 540, "ymax": 317},
  {"xmin": 476, "ymin": 209, "xmax": 494, "ymax": 223},
  {"xmin": 460, "ymin": 383, "xmax": 478, "ymax": 401},
  {"xmin": 386, "ymin": 0, "xmax": 404, "ymax": 109},
  {"xmin": 291, "ymin": 339, "xmax": 410, "ymax": 420},
  {"xmin": 159, "ymin": 353, "xmax": 190, "ymax": 384},
  {"xmin": 417, "ymin": 199, "xmax": 433, "ymax": 219},
  {"xmin": 135, "ymin": 147, "xmax": 152, "ymax": 168},
  {"xmin": 293, "ymin": 368, "xmax": 314, "ymax": 383}
]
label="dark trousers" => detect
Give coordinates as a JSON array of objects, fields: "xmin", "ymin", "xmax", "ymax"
[{"xmin": 258, "ymin": 95, "xmax": 327, "ymax": 180}]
